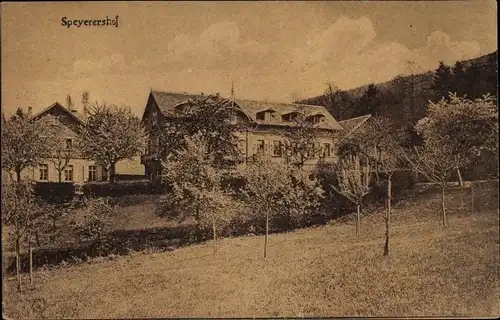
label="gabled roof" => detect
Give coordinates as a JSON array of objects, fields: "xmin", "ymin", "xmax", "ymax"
[
  {"xmin": 148, "ymin": 90, "xmax": 345, "ymax": 131},
  {"xmin": 31, "ymin": 102, "xmax": 85, "ymax": 125},
  {"xmin": 150, "ymin": 91, "xmax": 206, "ymax": 116},
  {"xmin": 338, "ymin": 114, "xmax": 371, "ymax": 140}
]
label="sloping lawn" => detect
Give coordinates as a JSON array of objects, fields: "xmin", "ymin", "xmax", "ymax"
[{"xmin": 3, "ymin": 187, "xmax": 499, "ymax": 318}]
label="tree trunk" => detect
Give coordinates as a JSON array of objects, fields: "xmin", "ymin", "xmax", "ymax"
[
  {"xmin": 58, "ymin": 170, "xmax": 62, "ymax": 183},
  {"xmin": 456, "ymin": 167, "xmax": 464, "ymax": 187},
  {"xmin": 356, "ymin": 204, "xmax": 361, "ymax": 236},
  {"xmin": 384, "ymin": 176, "xmax": 392, "ymax": 256},
  {"xmin": 264, "ymin": 211, "xmax": 269, "ymax": 259},
  {"xmin": 441, "ymin": 184, "xmax": 448, "ymax": 227},
  {"xmin": 16, "ymin": 169, "xmax": 21, "ymax": 182},
  {"xmin": 456, "ymin": 167, "xmax": 464, "ymax": 207},
  {"xmin": 470, "ymin": 183, "xmax": 474, "ymax": 214},
  {"xmin": 212, "ymin": 219, "xmax": 217, "ymax": 257},
  {"xmin": 109, "ymin": 163, "xmax": 116, "ymax": 183},
  {"xmin": 15, "ymin": 236, "xmax": 22, "ymax": 292},
  {"xmin": 29, "ymin": 242, "xmax": 33, "ymax": 284}
]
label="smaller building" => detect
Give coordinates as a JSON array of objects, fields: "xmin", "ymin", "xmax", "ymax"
[{"xmin": 4, "ymin": 102, "xmax": 144, "ymax": 184}]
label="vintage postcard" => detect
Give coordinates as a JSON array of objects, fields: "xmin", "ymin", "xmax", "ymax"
[{"xmin": 1, "ymin": 1, "xmax": 498, "ymax": 318}]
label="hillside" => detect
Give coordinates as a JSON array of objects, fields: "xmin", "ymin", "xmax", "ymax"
[
  {"xmin": 299, "ymin": 51, "xmax": 498, "ymax": 123},
  {"xmin": 3, "ymin": 184, "xmax": 499, "ymax": 318}
]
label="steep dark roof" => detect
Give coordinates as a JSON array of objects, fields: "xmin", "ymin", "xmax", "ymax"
[
  {"xmin": 31, "ymin": 102, "xmax": 85, "ymax": 125},
  {"xmin": 150, "ymin": 90, "xmax": 344, "ymax": 131},
  {"xmin": 150, "ymin": 91, "xmax": 206, "ymax": 116}
]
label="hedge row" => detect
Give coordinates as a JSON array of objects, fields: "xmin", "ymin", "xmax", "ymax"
[
  {"xmin": 82, "ymin": 180, "xmax": 166, "ymax": 197},
  {"xmin": 34, "ymin": 182, "xmax": 76, "ymax": 204},
  {"xmin": 33, "ymin": 180, "xmax": 167, "ymax": 203}
]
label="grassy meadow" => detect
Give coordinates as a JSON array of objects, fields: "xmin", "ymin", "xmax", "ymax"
[{"xmin": 2, "ymin": 184, "xmax": 499, "ymax": 318}]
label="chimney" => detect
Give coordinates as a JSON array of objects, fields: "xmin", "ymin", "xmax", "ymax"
[
  {"xmin": 28, "ymin": 107, "xmax": 33, "ymax": 115},
  {"xmin": 83, "ymin": 106, "xmax": 88, "ymax": 120}
]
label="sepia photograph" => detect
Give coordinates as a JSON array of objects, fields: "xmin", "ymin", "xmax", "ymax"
[{"xmin": 1, "ymin": 1, "xmax": 498, "ymax": 318}]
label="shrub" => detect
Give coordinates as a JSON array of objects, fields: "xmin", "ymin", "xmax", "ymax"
[
  {"xmin": 239, "ymin": 160, "xmax": 324, "ymax": 233},
  {"xmin": 156, "ymin": 135, "xmax": 237, "ymax": 245},
  {"xmin": 74, "ymin": 197, "xmax": 117, "ymax": 255}
]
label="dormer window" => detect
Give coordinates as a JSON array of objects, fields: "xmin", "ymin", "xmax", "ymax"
[
  {"xmin": 282, "ymin": 111, "xmax": 301, "ymax": 122},
  {"xmin": 65, "ymin": 138, "xmax": 73, "ymax": 149},
  {"xmin": 229, "ymin": 110, "xmax": 238, "ymax": 124},
  {"xmin": 256, "ymin": 109, "xmax": 277, "ymax": 122},
  {"xmin": 307, "ymin": 114, "xmax": 326, "ymax": 124}
]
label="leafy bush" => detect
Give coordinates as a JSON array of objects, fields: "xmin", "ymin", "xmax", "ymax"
[
  {"xmin": 74, "ymin": 197, "xmax": 117, "ymax": 255},
  {"xmin": 239, "ymin": 159, "xmax": 324, "ymax": 233},
  {"xmin": 156, "ymin": 135, "xmax": 238, "ymax": 242}
]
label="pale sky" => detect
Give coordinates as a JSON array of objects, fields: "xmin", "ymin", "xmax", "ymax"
[{"xmin": 1, "ymin": 1, "xmax": 497, "ymax": 116}]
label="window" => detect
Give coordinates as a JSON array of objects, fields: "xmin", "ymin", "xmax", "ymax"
[
  {"xmin": 65, "ymin": 138, "xmax": 73, "ymax": 149},
  {"xmin": 238, "ymin": 139, "xmax": 246, "ymax": 153},
  {"xmin": 256, "ymin": 110, "xmax": 276, "ymax": 122},
  {"xmin": 88, "ymin": 165, "xmax": 97, "ymax": 182},
  {"xmin": 256, "ymin": 140, "xmax": 265, "ymax": 154},
  {"xmin": 151, "ymin": 110, "xmax": 158, "ymax": 126},
  {"xmin": 47, "ymin": 115, "xmax": 58, "ymax": 126},
  {"xmin": 282, "ymin": 112, "xmax": 300, "ymax": 122},
  {"xmin": 64, "ymin": 165, "xmax": 74, "ymax": 182},
  {"xmin": 308, "ymin": 143, "xmax": 315, "ymax": 157},
  {"xmin": 307, "ymin": 114, "xmax": 325, "ymax": 124},
  {"xmin": 272, "ymin": 140, "xmax": 282, "ymax": 157},
  {"xmin": 230, "ymin": 112, "xmax": 238, "ymax": 125},
  {"xmin": 323, "ymin": 143, "xmax": 331, "ymax": 157},
  {"xmin": 39, "ymin": 164, "xmax": 48, "ymax": 181}
]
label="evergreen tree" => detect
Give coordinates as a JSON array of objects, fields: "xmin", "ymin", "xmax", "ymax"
[
  {"xmin": 465, "ymin": 63, "xmax": 484, "ymax": 100},
  {"xmin": 451, "ymin": 61, "xmax": 467, "ymax": 97},
  {"xmin": 432, "ymin": 61, "xmax": 453, "ymax": 101},
  {"xmin": 356, "ymin": 83, "xmax": 381, "ymax": 117}
]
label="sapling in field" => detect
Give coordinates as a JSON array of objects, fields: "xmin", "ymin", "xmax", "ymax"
[
  {"xmin": 240, "ymin": 156, "xmax": 323, "ymax": 258},
  {"xmin": 330, "ymin": 155, "xmax": 371, "ymax": 235},
  {"xmin": 1, "ymin": 181, "xmax": 46, "ymax": 291},
  {"xmin": 157, "ymin": 135, "xmax": 235, "ymax": 255}
]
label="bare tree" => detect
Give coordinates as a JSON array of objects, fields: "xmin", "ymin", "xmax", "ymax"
[
  {"xmin": 157, "ymin": 135, "xmax": 235, "ymax": 255},
  {"xmin": 1, "ymin": 181, "xmax": 45, "ymax": 291},
  {"xmin": 280, "ymin": 107, "xmax": 325, "ymax": 169},
  {"xmin": 47, "ymin": 126, "xmax": 75, "ymax": 182},
  {"xmin": 79, "ymin": 103, "xmax": 146, "ymax": 182},
  {"xmin": 330, "ymin": 155, "xmax": 372, "ymax": 235},
  {"xmin": 240, "ymin": 155, "xmax": 323, "ymax": 258},
  {"xmin": 1, "ymin": 110, "xmax": 52, "ymax": 182},
  {"xmin": 401, "ymin": 140, "xmax": 456, "ymax": 227}
]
